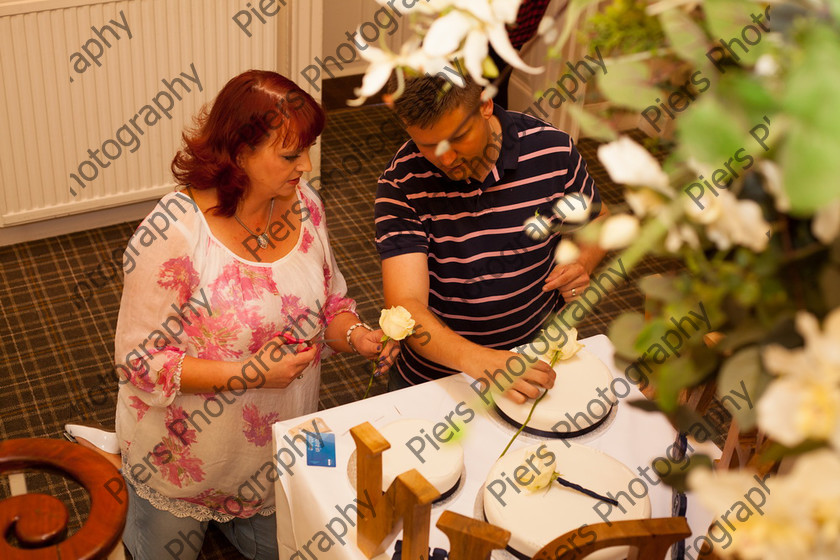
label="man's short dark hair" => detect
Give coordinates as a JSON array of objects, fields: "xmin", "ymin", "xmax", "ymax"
[{"xmin": 388, "ymin": 69, "xmax": 483, "ymax": 129}]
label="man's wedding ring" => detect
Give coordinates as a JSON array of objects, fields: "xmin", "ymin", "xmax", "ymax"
[
  {"xmin": 297, "ymin": 374, "xmax": 304, "ymax": 380},
  {"xmin": 572, "ymin": 288, "xmax": 577, "ymax": 297}
]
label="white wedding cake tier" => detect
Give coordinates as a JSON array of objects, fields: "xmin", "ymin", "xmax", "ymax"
[
  {"xmin": 493, "ymin": 349, "xmax": 616, "ymax": 436},
  {"xmin": 483, "ymin": 441, "xmax": 651, "ymax": 559},
  {"xmin": 380, "ymin": 418, "xmax": 464, "ymax": 497}
]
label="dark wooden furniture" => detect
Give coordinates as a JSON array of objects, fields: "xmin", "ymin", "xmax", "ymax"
[{"xmin": 0, "ymin": 438, "xmax": 128, "ymax": 559}]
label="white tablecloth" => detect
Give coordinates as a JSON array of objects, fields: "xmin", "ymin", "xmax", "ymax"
[{"xmin": 272, "ymin": 335, "xmax": 718, "ymax": 559}]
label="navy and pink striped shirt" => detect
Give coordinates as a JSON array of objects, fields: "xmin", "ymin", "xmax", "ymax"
[{"xmin": 375, "ymin": 106, "xmax": 600, "ymax": 385}]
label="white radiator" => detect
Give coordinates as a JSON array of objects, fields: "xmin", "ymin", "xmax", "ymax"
[{"xmin": 0, "ymin": 0, "xmax": 279, "ymax": 226}]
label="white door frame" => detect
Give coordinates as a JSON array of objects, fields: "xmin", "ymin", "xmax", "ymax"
[{"xmin": 281, "ymin": 0, "xmax": 324, "ymax": 186}]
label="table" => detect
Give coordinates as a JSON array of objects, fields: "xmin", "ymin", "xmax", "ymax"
[{"xmin": 272, "ymin": 335, "xmax": 719, "ymax": 559}]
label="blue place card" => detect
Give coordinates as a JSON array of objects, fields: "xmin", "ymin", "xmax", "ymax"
[{"xmin": 306, "ymin": 431, "xmax": 336, "ymax": 467}]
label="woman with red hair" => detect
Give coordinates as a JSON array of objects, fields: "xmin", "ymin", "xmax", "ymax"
[{"xmin": 107, "ymin": 70, "xmax": 397, "ymax": 559}]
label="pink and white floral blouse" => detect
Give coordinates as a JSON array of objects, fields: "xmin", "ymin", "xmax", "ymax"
[{"xmin": 114, "ymin": 182, "xmax": 355, "ymax": 521}]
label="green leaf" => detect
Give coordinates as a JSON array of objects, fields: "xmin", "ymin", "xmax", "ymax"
[
  {"xmin": 715, "ymin": 325, "xmax": 766, "ymax": 354},
  {"xmin": 557, "ymin": 0, "xmax": 605, "ymax": 53},
  {"xmin": 657, "ymin": 454, "xmax": 714, "ymax": 492},
  {"xmin": 761, "ymin": 439, "xmax": 828, "ymax": 463},
  {"xmin": 716, "ymin": 346, "xmax": 769, "ymax": 430},
  {"xmin": 703, "ymin": 0, "xmax": 766, "ymax": 66},
  {"xmin": 638, "ymin": 274, "xmax": 682, "ymax": 304},
  {"xmin": 565, "ymin": 103, "xmax": 617, "ymax": 142},
  {"xmin": 657, "ymin": 357, "xmax": 709, "ymax": 412},
  {"xmin": 608, "ymin": 312, "xmax": 646, "ymax": 359},
  {"xmin": 627, "ymin": 398, "xmax": 661, "ymax": 413},
  {"xmin": 658, "ymin": 8, "xmax": 710, "ymax": 67},
  {"xmin": 780, "ymin": 125, "xmax": 840, "ymax": 215},
  {"xmin": 781, "ymin": 26, "xmax": 840, "ymax": 214},
  {"xmin": 675, "ymin": 96, "xmax": 751, "ymax": 172},
  {"xmin": 599, "ymin": 58, "xmax": 664, "ymax": 111}
]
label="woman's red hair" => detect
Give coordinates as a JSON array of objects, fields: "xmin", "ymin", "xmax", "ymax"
[{"xmin": 172, "ymin": 70, "xmax": 325, "ymax": 216}]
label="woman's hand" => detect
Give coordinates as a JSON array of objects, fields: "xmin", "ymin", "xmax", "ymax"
[
  {"xmin": 251, "ymin": 334, "xmax": 317, "ymax": 389},
  {"xmin": 351, "ymin": 327, "xmax": 401, "ymax": 374}
]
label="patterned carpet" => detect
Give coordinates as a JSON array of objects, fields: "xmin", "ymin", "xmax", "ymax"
[{"xmin": 0, "ymin": 105, "xmax": 679, "ymax": 558}]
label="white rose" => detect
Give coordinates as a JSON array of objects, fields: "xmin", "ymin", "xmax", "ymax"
[
  {"xmin": 520, "ymin": 448, "xmax": 556, "ymax": 492},
  {"xmin": 379, "ymin": 306, "xmax": 416, "ymax": 341},
  {"xmin": 523, "ymin": 215, "xmax": 551, "ymax": 240},
  {"xmin": 597, "ymin": 136, "xmax": 670, "ymax": 192},
  {"xmin": 704, "ymin": 190, "xmax": 771, "ymax": 252},
  {"xmin": 553, "ymin": 192, "xmax": 591, "ymax": 223},
  {"xmin": 599, "ymin": 214, "xmax": 640, "ymax": 250},
  {"xmin": 554, "ymin": 239, "xmax": 580, "ymax": 266}
]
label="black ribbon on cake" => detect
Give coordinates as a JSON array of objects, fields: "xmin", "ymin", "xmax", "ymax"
[{"xmin": 555, "ymin": 477, "xmax": 619, "ymax": 506}]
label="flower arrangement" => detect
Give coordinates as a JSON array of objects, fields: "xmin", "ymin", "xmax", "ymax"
[{"xmin": 353, "ymin": 0, "xmax": 840, "ymax": 554}]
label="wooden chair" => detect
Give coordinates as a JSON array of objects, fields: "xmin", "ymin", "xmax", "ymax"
[
  {"xmin": 0, "ymin": 438, "xmax": 128, "ymax": 560},
  {"xmin": 436, "ymin": 510, "xmax": 689, "ymax": 560},
  {"xmin": 351, "ymin": 422, "xmax": 691, "ymax": 560}
]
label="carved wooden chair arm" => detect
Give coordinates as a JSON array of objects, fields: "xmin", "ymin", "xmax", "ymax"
[
  {"xmin": 0, "ymin": 438, "xmax": 128, "ymax": 560},
  {"xmin": 532, "ymin": 517, "xmax": 691, "ymax": 560}
]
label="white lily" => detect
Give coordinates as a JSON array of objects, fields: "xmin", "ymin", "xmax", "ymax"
[
  {"xmin": 350, "ymin": 39, "xmax": 452, "ymax": 105},
  {"xmin": 421, "ymin": 0, "xmax": 542, "ymax": 85},
  {"xmin": 688, "ymin": 451, "xmax": 840, "ymax": 559},
  {"xmin": 759, "ymin": 309, "xmax": 840, "ymax": 448},
  {"xmin": 597, "ymin": 136, "xmax": 671, "ymax": 194},
  {"xmin": 757, "ymin": 378, "xmax": 840, "ymax": 449}
]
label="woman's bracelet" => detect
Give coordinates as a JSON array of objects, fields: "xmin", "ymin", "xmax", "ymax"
[{"xmin": 345, "ymin": 322, "xmax": 372, "ymax": 354}]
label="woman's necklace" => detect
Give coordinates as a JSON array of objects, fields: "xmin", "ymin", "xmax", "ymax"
[{"xmin": 234, "ymin": 197, "xmax": 275, "ymax": 249}]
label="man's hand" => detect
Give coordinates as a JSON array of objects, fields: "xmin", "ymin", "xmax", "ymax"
[
  {"xmin": 543, "ymin": 262, "xmax": 590, "ymax": 300},
  {"xmin": 504, "ymin": 358, "xmax": 556, "ymax": 403},
  {"xmin": 474, "ymin": 349, "xmax": 556, "ymax": 404}
]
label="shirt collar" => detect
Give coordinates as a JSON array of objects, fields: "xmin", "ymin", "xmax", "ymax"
[{"xmin": 494, "ymin": 104, "xmax": 521, "ymax": 173}]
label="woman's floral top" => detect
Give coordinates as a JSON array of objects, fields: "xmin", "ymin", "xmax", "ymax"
[{"xmin": 114, "ymin": 182, "xmax": 355, "ymax": 521}]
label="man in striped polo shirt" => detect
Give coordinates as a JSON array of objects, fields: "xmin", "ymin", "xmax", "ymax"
[{"xmin": 375, "ymin": 75, "xmax": 608, "ymax": 403}]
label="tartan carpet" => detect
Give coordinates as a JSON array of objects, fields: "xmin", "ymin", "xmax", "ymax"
[{"xmin": 1, "ymin": 105, "xmax": 684, "ymax": 559}]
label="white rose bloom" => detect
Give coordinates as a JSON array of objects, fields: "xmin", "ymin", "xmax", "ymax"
[
  {"xmin": 599, "ymin": 214, "xmax": 640, "ymax": 250},
  {"xmin": 597, "ymin": 136, "xmax": 670, "ymax": 193},
  {"xmin": 379, "ymin": 306, "xmax": 416, "ymax": 341},
  {"xmin": 554, "ymin": 239, "xmax": 580, "ymax": 266},
  {"xmin": 553, "ymin": 192, "xmax": 592, "ymax": 223},
  {"xmin": 536, "ymin": 326, "xmax": 584, "ymax": 365},
  {"xmin": 683, "ymin": 189, "xmax": 721, "ymax": 225},
  {"xmin": 520, "ymin": 448, "xmax": 555, "ymax": 491},
  {"xmin": 664, "ymin": 223, "xmax": 700, "ymax": 253},
  {"xmin": 523, "ymin": 215, "xmax": 551, "ymax": 240},
  {"xmin": 626, "ymin": 188, "xmax": 666, "ymax": 218},
  {"xmin": 813, "ymin": 198, "xmax": 840, "ymax": 245},
  {"xmin": 704, "ymin": 190, "xmax": 770, "ymax": 252},
  {"xmin": 755, "ymin": 54, "xmax": 780, "ymax": 77}
]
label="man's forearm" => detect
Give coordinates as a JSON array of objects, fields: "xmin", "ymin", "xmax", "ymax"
[{"xmin": 394, "ymin": 298, "xmax": 492, "ymax": 378}]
